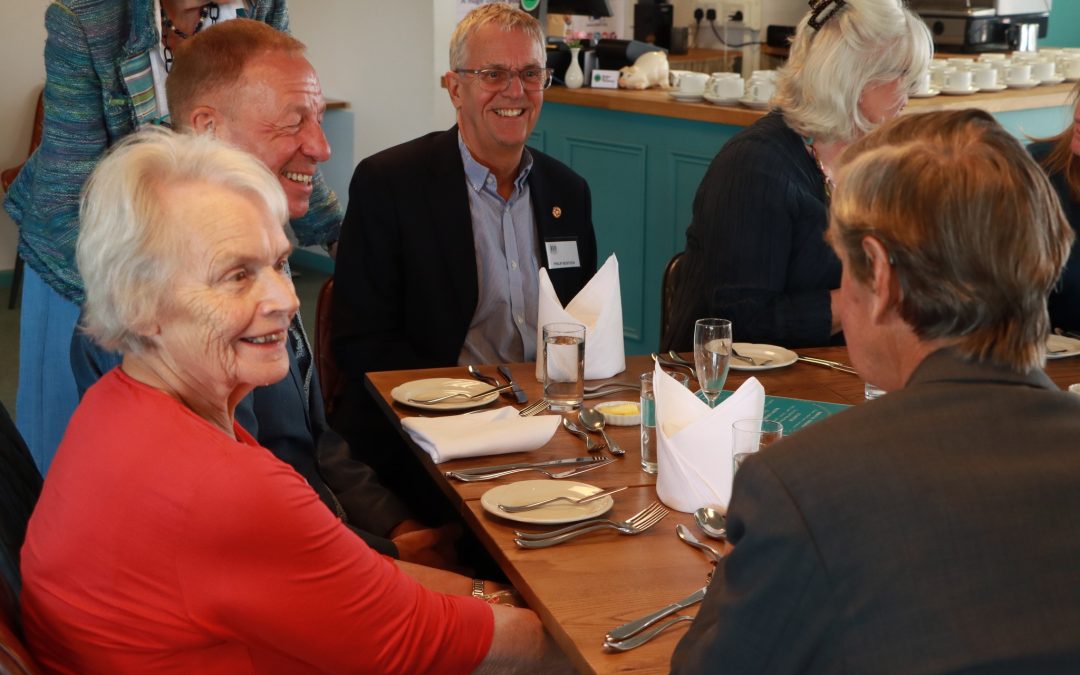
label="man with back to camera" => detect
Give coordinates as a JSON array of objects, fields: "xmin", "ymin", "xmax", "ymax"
[
  {"xmin": 329, "ymin": 4, "xmax": 598, "ymax": 475},
  {"xmin": 671, "ymin": 109, "xmax": 1080, "ymax": 673},
  {"xmin": 69, "ymin": 19, "xmax": 461, "ymax": 568}
]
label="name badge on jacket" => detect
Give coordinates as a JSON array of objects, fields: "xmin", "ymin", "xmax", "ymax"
[{"xmin": 545, "ymin": 239, "xmax": 581, "ymax": 269}]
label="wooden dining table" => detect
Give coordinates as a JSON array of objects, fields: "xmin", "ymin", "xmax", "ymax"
[{"xmin": 365, "ymin": 347, "xmax": 1080, "ymax": 674}]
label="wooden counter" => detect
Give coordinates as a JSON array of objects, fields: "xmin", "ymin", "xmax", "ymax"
[{"xmin": 544, "ymin": 80, "xmax": 1078, "ymax": 126}]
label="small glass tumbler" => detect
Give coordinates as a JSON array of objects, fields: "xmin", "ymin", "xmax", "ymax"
[
  {"xmin": 731, "ymin": 418, "xmax": 783, "ymax": 474},
  {"xmin": 864, "ymin": 382, "xmax": 886, "ymax": 400},
  {"xmin": 640, "ymin": 370, "xmax": 690, "ymax": 474},
  {"xmin": 542, "ymin": 322, "xmax": 586, "ymax": 411}
]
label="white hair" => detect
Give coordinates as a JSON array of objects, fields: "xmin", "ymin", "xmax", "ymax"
[
  {"xmin": 449, "ymin": 3, "xmax": 544, "ymax": 70},
  {"xmin": 77, "ymin": 126, "xmax": 288, "ymax": 354},
  {"xmin": 774, "ymin": 0, "xmax": 933, "ymax": 143}
]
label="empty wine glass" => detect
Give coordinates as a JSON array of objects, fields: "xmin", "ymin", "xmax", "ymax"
[{"xmin": 694, "ymin": 318, "xmax": 732, "ymax": 408}]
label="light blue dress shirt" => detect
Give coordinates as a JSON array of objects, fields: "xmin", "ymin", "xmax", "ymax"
[{"xmin": 456, "ymin": 135, "xmax": 541, "ymax": 365}]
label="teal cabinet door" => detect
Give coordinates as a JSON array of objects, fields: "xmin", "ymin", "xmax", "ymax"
[{"xmin": 534, "ymin": 103, "xmax": 741, "ymax": 355}]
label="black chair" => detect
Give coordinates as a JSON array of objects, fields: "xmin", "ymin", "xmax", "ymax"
[
  {"xmin": 0, "ymin": 402, "xmax": 43, "ymax": 674},
  {"xmin": 659, "ymin": 251, "xmax": 685, "ymax": 349}
]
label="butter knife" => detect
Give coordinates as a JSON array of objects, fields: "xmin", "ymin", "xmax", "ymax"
[
  {"xmin": 605, "ymin": 587, "xmax": 707, "ymax": 643},
  {"xmin": 444, "ymin": 455, "xmax": 603, "ymax": 478},
  {"xmin": 497, "ymin": 365, "xmax": 529, "ymax": 404}
]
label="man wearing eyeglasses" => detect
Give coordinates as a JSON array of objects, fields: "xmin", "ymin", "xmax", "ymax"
[{"xmin": 330, "ymin": 4, "xmax": 596, "ymax": 475}]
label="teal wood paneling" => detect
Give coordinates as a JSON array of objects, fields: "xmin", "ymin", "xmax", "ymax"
[
  {"xmin": 563, "ymin": 137, "xmax": 648, "ymax": 342},
  {"xmin": 996, "ymin": 105, "xmax": 1075, "ymax": 140},
  {"xmin": 1046, "ymin": 3, "xmax": 1080, "ymax": 48},
  {"xmin": 536, "ymin": 101, "xmax": 741, "ymax": 354}
]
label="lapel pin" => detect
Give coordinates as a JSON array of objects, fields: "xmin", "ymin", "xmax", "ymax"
[{"xmin": 552, "ymin": 206, "xmax": 562, "ymax": 218}]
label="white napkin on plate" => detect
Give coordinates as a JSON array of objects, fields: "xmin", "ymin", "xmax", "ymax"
[
  {"xmin": 653, "ymin": 362, "xmax": 765, "ymax": 513},
  {"xmin": 534, "ymin": 253, "xmax": 626, "ymax": 381},
  {"xmin": 401, "ymin": 407, "xmax": 560, "ymax": 464}
]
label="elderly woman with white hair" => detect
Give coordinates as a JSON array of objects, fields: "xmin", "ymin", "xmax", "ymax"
[
  {"xmin": 664, "ymin": 0, "xmax": 932, "ymax": 350},
  {"xmin": 19, "ymin": 129, "xmax": 565, "ymax": 674}
]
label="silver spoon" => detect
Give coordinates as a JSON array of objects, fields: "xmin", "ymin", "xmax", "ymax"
[
  {"xmin": 467, "ymin": 365, "xmax": 498, "ymax": 387},
  {"xmin": 676, "ymin": 523, "xmax": 722, "ymax": 564},
  {"xmin": 666, "ymin": 350, "xmax": 694, "ymax": 367},
  {"xmin": 693, "ymin": 507, "xmax": 728, "ymax": 540},
  {"xmin": 650, "ymin": 353, "xmax": 696, "ymax": 377},
  {"xmin": 562, "ymin": 417, "xmax": 604, "ymax": 453},
  {"xmin": 578, "ymin": 407, "xmax": 626, "ymax": 457}
]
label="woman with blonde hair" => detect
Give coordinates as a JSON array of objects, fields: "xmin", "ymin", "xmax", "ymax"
[{"xmin": 665, "ymin": 0, "xmax": 932, "ymax": 350}]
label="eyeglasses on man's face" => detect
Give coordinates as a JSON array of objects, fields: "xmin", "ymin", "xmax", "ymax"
[{"xmin": 454, "ymin": 67, "xmax": 554, "ymax": 91}]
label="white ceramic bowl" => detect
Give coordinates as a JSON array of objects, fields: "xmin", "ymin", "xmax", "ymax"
[{"xmin": 594, "ymin": 400, "xmax": 641, "ymax": 426}]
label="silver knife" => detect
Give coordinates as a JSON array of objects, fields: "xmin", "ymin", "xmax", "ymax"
[
  {"xmin": 605, "ymin": 587, "xmax": 707, "ymax": 643},
  {"xmin": 444, "ymin": 455, "xmax": 603, "ymax": 477},
  {"xmin": 497, "ymin": 365, "xmax": 529, "ymax": 404}
]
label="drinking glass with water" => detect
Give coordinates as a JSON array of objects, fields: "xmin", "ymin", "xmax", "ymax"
[{"xmin": 542, "ymin": 322, "xmax": 586, "ymax": 411}]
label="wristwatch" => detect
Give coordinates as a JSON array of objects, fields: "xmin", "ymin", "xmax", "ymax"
[
  {"xmin": 471, "ymin": 579, "xmax": 486, "ymax": 600},
  {"xmin": 471, "ymin": 579, "xmax": 521, "ymax": 606}
]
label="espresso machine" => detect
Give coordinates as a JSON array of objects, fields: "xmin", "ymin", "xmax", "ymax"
[{"xmin": 908, "ymin": 0, "xmax": 1052, "ymax": 53}]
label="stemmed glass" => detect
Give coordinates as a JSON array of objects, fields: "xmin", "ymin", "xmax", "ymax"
[{"xmin": 693, "ymin": 318, "xmax": 732, "ymax": 408}]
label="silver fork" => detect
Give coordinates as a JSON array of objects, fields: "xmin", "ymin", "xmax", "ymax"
[
  {"xmin": 514, "ymin": 500, "xmax": 667, "ymax": 540},
  {"xmin": 445, "ymin": 458, "xmax": 613, "ymax": 482},
  {"xmin": 603, "ymin": 616, "xmax": 694, "ymax": 652},
  {"xmin": 513, "ymin": 501, "xmax": 669, "ymax": 547},
  {"xmin": 518, "ymin": 399, "xmax": 550, "ymax": 417},
  {"xmin": 498, "ymin": 486, "xmax": 628, "ymax": 513},
  {"xmin": 730, "ymin": 347, "xmax": 772, "ymax": 366},
  {"xmin": 409, "ymin": 383, "xmax": 513, "ymax": 405},
  {"xmin": 562, "ymin": 417, "xmax": 605, "ymax": 453}
]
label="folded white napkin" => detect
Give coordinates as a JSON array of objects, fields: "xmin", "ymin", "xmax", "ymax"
[
  {"xmin": 654, "ymin": 362, "xmax": 765, "ymax": 513},
  {"xmin": 534, "ymin": 254, "xmax": 626, "ymax": 381},
  {"xmin": 401, "ymin": 407, "xmax": 560, "ymax": 464}
]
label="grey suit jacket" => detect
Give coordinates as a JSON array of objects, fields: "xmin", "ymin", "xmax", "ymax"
[{"xmin": 672, "ymin": 348, "xmax": 1080, "ymax": 674}]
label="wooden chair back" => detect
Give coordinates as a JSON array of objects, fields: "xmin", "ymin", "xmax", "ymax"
[{"xmin": 660, "ymin": 251, "xmax": 685, "ymax": 348}]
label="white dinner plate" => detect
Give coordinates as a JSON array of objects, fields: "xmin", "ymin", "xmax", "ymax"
[
  {"xmin": 391, "ymin": 377, "xmax": 500, "ymax": 411},
  {"xmin": 481, "ymin": 480, "xmax": 615, "ymax": 524},
  {"xmin": 729, "ymin": 343, "xmax": 798, "ymax": 371},
  {"xmin": 1047, "ymin": 334, "xmax": 1080, "ymax": 360}
]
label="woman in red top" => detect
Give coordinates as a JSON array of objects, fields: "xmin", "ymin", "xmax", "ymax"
[{"xmin": 20, "ymin": 128, "xmax": 565, "ymax": 673}]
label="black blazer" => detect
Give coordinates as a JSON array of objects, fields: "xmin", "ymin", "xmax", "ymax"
[{"xmin": 331, "ymin": 126, "xmax": 597, "ymax": 384}]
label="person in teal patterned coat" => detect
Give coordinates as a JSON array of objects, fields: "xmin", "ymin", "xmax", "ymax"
[{"xmin": 3, "ymin": 0, "xmax": 341, "ymax": 473}]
